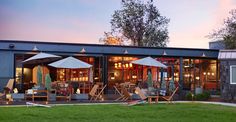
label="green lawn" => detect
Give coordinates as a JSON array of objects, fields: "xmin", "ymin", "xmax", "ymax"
[{"xmin": 0, "ymin": 103, "xmax": 236, "ymax": 122}]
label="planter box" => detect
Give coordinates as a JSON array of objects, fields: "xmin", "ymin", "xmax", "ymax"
[
  {"xmin": 49, "ymin": 94, "xmax": 56, "ymax": 101},
  {"xmin": 195, "ymin": 87, "xmax": 203, "ymax": 94},
  {"xmin": 12, "ymin": 93, "xmax": 25, "ymax": 101},
  {"xmin": 71, "ymin": 94, "xmax": 88, "ymax": 100}
]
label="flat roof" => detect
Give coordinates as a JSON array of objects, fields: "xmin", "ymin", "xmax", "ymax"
[{"xmin": 0, "ymin": 40, "xmax": 219, "ymax": 58}]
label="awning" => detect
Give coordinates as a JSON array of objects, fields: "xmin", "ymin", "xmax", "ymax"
[{"xmin": 218, "ymin": 50, "xmax": 236, "ymax": 60}]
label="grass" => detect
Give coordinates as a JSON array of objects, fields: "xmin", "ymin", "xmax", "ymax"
[{"xmin": 0, "ymin": 103, "xmax": 236, "ymax": 122}]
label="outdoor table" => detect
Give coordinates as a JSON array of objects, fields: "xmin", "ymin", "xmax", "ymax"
[{"xmin": 147, "ymin": 95, "xmax": 159, "ymax": 104}]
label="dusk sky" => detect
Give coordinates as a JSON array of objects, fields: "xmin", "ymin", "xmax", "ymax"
[{"xmin": 0, "ymin": 0, "xmax": 236, "ymax": 48}]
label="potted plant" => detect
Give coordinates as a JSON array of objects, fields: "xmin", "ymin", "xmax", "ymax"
[
  {"xmin": 195, "ymin": 80, "xmax": 203, "ymax": 95},
  {"xmin": 45, "ymin": 74, "xmax": 56, "ymax": 101},
  {"xmin": 147, "ymin": 70, "xmax": 155, "ymax": 95}
]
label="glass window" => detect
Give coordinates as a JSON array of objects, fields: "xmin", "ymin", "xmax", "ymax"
[
  {"xmin": 182, "ymin": 59, "xmax": 218, "ymax": 91},
  {"xmin": 56, "ymin": 57, "xmax": 95, "ymax": 82},
  {"xmin": 107, "ymin": 56, "xmax": 140, "ymax": 89},
  {"xmin": 230, "ymin": 65, "xmax": 236, "ymax": 84}
]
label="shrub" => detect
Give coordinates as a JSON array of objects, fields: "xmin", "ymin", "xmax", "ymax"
[
  {"xmin": 185, "ymin": 91, "xmax": 210, "ymax": 101},
  {"xmin": 185, "ymin": 92, "xmax": 194, "ymax": 100}
]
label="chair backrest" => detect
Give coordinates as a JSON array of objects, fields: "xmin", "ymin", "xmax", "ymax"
[
  {"xmin": 135, "ymin": 87, "xmax": 147, "ymax": 100},
  {"xmin": 169, "ymin": 87, "xmax": 179, "ymax": 98},
  {"xmin": 4, "ymin": 79, "xmax": 14, "ymax": 91},
  {"xmin": 89, "ymin": 84, "xmax": 99, "ymax": 96},
  {"xmin": 120, "ymin": 86, "xmax": 131, "ymax": 98},
  {"xmin": 97, "ymin": 84, "xmax": 107, "ymax": 95}
]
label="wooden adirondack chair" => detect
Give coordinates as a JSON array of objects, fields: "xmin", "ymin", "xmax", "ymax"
[
  {"xmin": 0, "ymin": 79, "xmax": 14, "ymax": 103},
  {"xmin": 161, "ymin": 87, "xmax": 179, "ymax": 103},
  {"xmin": 89, "ymin": 84, "xmax": 107, "ymax": 101},
  {"xmin": 4, "ymin": 79, "xmax": 14, "ymax": 94},
  {"xmin": 125, "ymin": 87, "xmax": 148, "ymax": 106},
  {"xmin": 135, "ymin": 87, "xmax": 147, "ymax": 100},
  {"xmin": 115, "ymin": 85, "xmax": 132, "ymax": 101}
]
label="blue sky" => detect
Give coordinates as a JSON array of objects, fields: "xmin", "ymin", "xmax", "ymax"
[{"xmin": 0, "ymin": 0, "xmax": 236, "ymax": 48}]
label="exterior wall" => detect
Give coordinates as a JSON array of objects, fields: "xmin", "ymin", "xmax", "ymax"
[
  {"xmin": 0, "ymin": 51, "xmax": 14, "ymax": 92},
  {"xmin": 0, "ymin": 40, "xmax": 220, "ymax": 94},
  {"xmin": 220, "ymin": 60, "xmax": 236, "ymax": 101}
]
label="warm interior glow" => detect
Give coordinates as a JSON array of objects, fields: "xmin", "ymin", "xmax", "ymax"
[
  {"xmin": 195, "ymin": 76, "xmax": 200, "ymax": 80},
  {"xmin": 76, "ymin": 88, "xmax": 80, "ymax": 94},
  {"xmin": 203, "ymin": 72, "xmax": 206, "ymax": 75},
  {"xmin": 13, "ymin": 88, "xmax": 18, "ymax": 94}
]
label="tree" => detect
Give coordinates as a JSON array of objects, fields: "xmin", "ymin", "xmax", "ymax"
[
  {"xmin": 210, "ymin": 9, "xmax": 236, "ymax": 49},
  {"xmin": 99, "ymin": 32, "xmax": 125, "ymax": 45},
  {"xmin": 109, "ymin": 0, "xmax": 169, "ymax": 47}
]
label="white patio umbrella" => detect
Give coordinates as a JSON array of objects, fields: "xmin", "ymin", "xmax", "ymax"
[
  {"xmin": 48, "ymin": 56, "xmax": 93, "ymax": 83},
  {"xmin": 131, "ymin": 57, "xmax": 167, "ymax": 68},
  {"xmin": 23, "ymin": 52, "xmax": 61, "ymax": 64},
  {"xmin": 22, "ymin": 52, "xmax": 61, "ymax": 85},
  {"xmin": 132, "ymin": 57, "xmax": 167, "ymax": 91},
  {"xmin": 48, "ymin": 56, "xmax": 92, "ymax": 69}
]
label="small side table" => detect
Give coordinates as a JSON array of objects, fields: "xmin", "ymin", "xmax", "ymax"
[{"xmin": 147, "ymin": 96, "xmax": 159, "ymax": 104}]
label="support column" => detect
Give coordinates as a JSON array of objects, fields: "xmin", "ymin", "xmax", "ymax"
[
  {"xmin": 101, "ymin": 56, "xmax": 108, "ymax": 93},
  {"xmin": 179, "ymin": 57, "xmax": 183, "ymax": 90}
]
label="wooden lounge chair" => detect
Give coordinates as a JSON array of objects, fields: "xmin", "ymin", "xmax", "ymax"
[
  {"xmin": 4, "ymin": 79, "xmax": 14, "ymax": 94},
  {"xmin": 89, "ymin": 84, "xmax": 99, "ymax": 101},
  {"xmin": 115, "ymin": 85, "xmax": 132, "ymax": 101},
  {"xmin": 89, "ymin": 84, "xmax": 107, "ymax": 101},
  {"xmin": 113, "ymin": 83, "xmax": 122, "ymax": 95},
  {"xmin": 134, "ymin": 87, "xmax": 159, "ymax": 104},
  {"xmin": 161, "ymin": 87, "xmax": 179, "ymax": 103},
  {"xmin": 135, "ymin": 87, "xmax": 147, "ymax": 100},
  {"xmin": 0, "ymin": 79, "xmax": 14, "ymax": 103},
  {"xmin": 125, "ymin": 87, "xmax": 147, "ymax": 106}
]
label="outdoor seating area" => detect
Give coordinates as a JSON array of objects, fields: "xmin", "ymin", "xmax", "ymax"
[
  {"xmin": 0, "ymin": 54, "xmax": 182, "ymax": 105},
  {"xmin": 0, "ymin": 80, "xmax": 180, "ymax": 105}
]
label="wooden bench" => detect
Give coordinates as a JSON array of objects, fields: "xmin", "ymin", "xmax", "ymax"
[{"xmin": 25, "ymin": 90, "xmax": 48, "ymax": 102}]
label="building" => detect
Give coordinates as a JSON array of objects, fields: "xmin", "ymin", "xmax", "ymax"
[
  {"xmin": 0, "ymin": 40, "xmax": 220, "ymax": 98},
  {"xmin": 209, "ymin": 40, "xmax": 225, "ymax": 49},
  {"xmin": 218, "ymin": 50, "xmax": 236, "ymax": 101}
]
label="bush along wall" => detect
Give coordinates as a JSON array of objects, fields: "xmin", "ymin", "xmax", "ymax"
[{"xmin": 185, "ymin": 91, "xmax": 211, "ymax": 101}]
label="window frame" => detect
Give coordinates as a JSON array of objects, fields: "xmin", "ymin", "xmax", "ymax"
[{"xmin": 230, "ymin": 65, "xmax": 236, "ymax": 84}]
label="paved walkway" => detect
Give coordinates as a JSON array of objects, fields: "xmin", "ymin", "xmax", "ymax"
[
  {"xmin": 1, "ymin": 101, "xmax": 236, "ymax": 107},
  {"xmin": 173, "ymin": 101, "xmax": 236, "ymax": 107}
]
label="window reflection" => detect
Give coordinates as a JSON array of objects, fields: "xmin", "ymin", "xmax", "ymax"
[{"xmin": 182, "ymin": 59, "xmax": 218, "ymax": 91}]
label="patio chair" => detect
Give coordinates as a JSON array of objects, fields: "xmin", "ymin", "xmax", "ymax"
[
  {"xmin": 125, "ymin": 87, "xmax": 149, "ymax": 106},
  {"xmin": 4, "ymin": 79, "xmax": 14, "ymax": 94},
  {"xmin": 0, "ymin": 79, "xmax": 14, "ymax": 103},
  {"xmin": 115, "ymin": 85, "xmax": 132, "ymax": 101},
  {"xmin": 89, "ymin": 84, "xmax": 107, "ymax": 101},
  {"xmin": 113, "ymin": 83, "xmax": 122, "ymax": 95},
  {"xmin": 135, "ymin": 87, "xmax": 147, "ymax": 101},
  {"xmin": 161, "ymin": 87, "xmax": 179, "ymax": 103}
]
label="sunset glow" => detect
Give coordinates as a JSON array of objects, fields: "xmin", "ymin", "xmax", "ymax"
[{"xmin": 0, "ymin": 0, "xmax": 236, "ymax": 48}]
